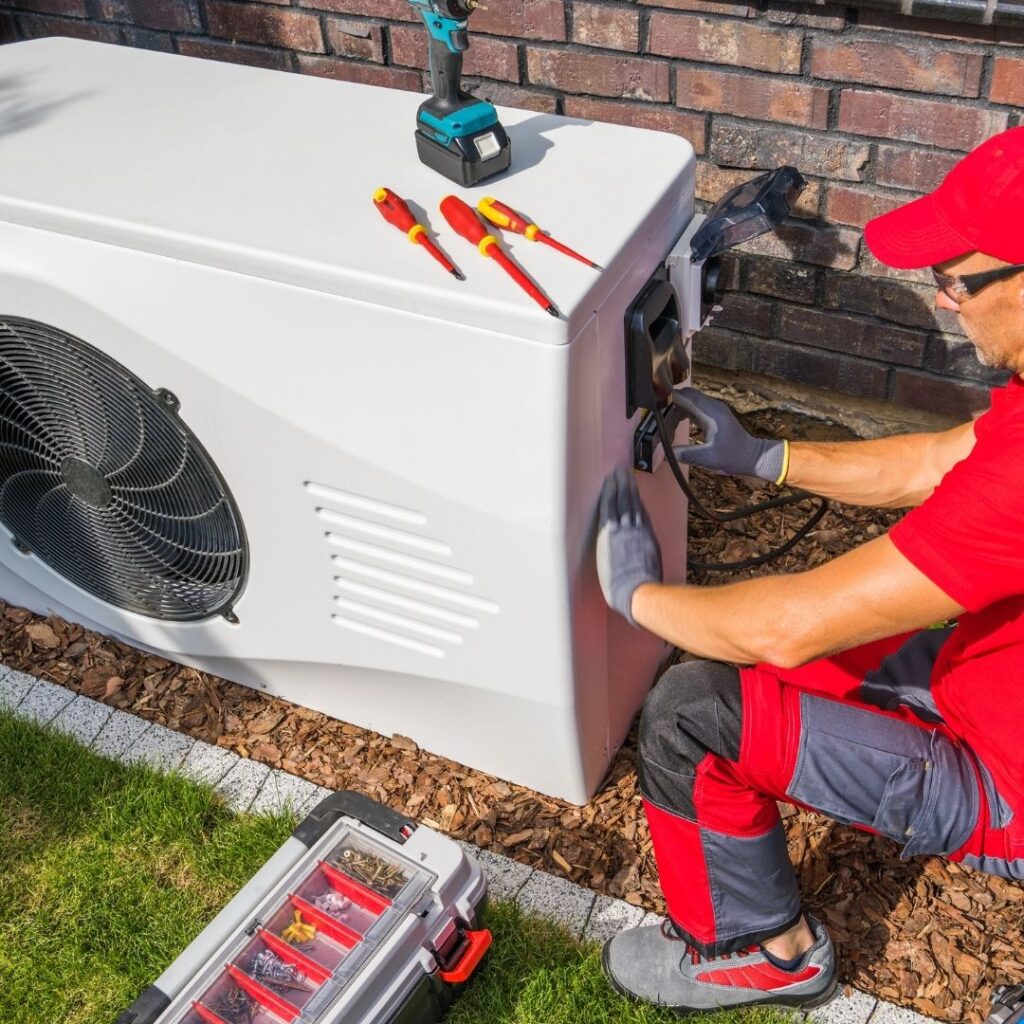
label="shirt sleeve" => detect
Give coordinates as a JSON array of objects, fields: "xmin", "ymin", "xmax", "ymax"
[{"xmin": 889, "ymin": 400, "xmax": 1024, "ymax": 613}]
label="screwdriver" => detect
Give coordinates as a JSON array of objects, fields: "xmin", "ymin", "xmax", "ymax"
[
  {"xmin": 477, "ymin": 197, "xmax": 600, "ymax": 269},
  {"xmin": 440, "ymin": 195, "xmax": 559, "ymax": 317},
  {"xmin": 374, "ymin": 187, "xmax": 465, "ymax": 280}
]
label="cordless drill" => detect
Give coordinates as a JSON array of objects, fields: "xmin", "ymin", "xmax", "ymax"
[{"xmin": 407, "ymin": 0, "xmax": 512, "ymax": 186}]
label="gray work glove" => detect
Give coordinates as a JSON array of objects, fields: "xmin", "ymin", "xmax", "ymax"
[
  {"xmin": 671, "ymin": 387, "xmax": 787, "ymax": 483},
  {"xmin": 596, "ymin": 467, "xmax": 662, "ymax": 626}
]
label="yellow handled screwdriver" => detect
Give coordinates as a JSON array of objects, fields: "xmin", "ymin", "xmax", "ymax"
[{"xmin": 477, "ymin": 197, "xmax": 600, "ymax": 269}]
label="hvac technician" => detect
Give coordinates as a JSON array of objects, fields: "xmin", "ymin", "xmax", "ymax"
[{"xmin": 596, "ymin": 126, "xmax": 1024, "ymax": 1013}]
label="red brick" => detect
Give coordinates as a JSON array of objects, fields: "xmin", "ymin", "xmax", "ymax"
[
  {"xmin": 648, "ymin": 13, "xmax": 803, "ymax": 74},
  {"xmin": 572, "ymin": 2, "xmax": 639, "ymax": 50},
  {"xmin": 124, "ymin": 27, "xmax": 174, "ymax": 50},
  {"xmin": 822, "ymin": 273, "xmax": 961, "ymax": 333},
  {"xmin": 472, "ymin": 0, "xmax": 566, "ymax": 42},
  {"xmin": 324, "ymin": 19, "xmax": 384, "ymax": 61},
  {"xmin": 463, "ymin": 79, "xmax": 558, "ymax": 112},
  {"xmin": 676, "ymin": 66, "xmax": 827, "ymax": 129},
  {"xmin": 298, "ymin": 0, "xmax": 416, "ymax": 20},
  {"xmin": 206, "ymin": 2, "xmax": 325, "ymax": 52},
  {"xmin": 891, "ymin": 368, "xmax": 990, "ymax": 418},
  {"xmin": 710, "ymin": 292, "xmax": 774, "ymax": 337},
  {"xmin": 838, "ymin": 90, "xmax": 1008, "ymax": 152},
  {"xmin": 859, "ymin": 250, "xmax": 934, "ymax": 288},
  {"xmin": 778, "ymin": 305, "xmax": 926, "ymax": 366},
  {"xmin": 637, "ymin": 0, "xmax": 753, "ymax": 15},
  {"xmin": 16, "ymin": 0, "xmax": 87, "ymax": 17},
  {"xmin": 874, "ymin": 144, "xmax": 960, "ymax": 193},
  {"xmin": 824, "ymin": 185, "xmax": 907, "ymax": 230},
  {"xmin": 102, "ymin": 0, "xmax": 203, "ymax": 27},
  {"xmin": 738, "ymin": 221, "xmax": 861, "ymax": 271},
  {"xmin": 991, "ymin": 57, "xmax": 1024, "ymax": 106},
  {"xmin": 527, "ymin": 48, "xmax": 669, "ymax": 101},
  {"xmin": 810, "ymin": 38, "xmax": 983, "ymax": 97},
  {"xmin": 693, "ymin": 327, "xmax": 890, "ymax": 400},
  {"xmin": 564, "ymin": 96, "xmax": 705, "ymax": 152},
  {"xmin": 764, "ymin": 2, "xmax": 846, "ymax": 31},
  {"xmin": 17, "ymin": 14, "xmax": 121, "ymax": 41},
  {"xmin": 298, "ymin": 55, "xmax": 421, "ymax": 90},
  {"xmin": 740, "ymin": 254, "xmax": 817, "ymax": 304},
  {"xmin": 710, "ymin": 123, "xmax": 869, "ymax": 182},
  {"xmin": 389, "ymin": 24, "xmax": 519, "ymax": 81},
  {"xmin": 697, "ymin": 162, "xmax": 819, "ymax": 218},
  {"xmin": 178, "ymin": 37, "xmax": 292, "ymax": 70}
]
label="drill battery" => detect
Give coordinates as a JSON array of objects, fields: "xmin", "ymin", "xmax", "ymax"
[{"xmin": 115, "ymin": 792, "xmax": 490, "ymax": 1024}]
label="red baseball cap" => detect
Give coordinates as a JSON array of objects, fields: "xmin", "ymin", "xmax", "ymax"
[{"xmin": 864, "ymin": 127, "xmax": 1024, "ymax": 269}]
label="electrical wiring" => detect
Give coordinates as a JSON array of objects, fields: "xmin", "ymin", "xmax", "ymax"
[{"xmin": 653, "ymin": 403, "xmax": 830, "ymax": 573}]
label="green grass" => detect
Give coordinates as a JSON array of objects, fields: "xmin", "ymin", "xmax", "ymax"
[{"xmin": 0, "ymin": 710, "xmax": 772, "ymax": 1024}]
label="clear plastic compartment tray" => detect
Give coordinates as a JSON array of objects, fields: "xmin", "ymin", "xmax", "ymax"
[{"xmin": 172, "ymin": 827, "xmax": 435, "ymax": 1024}]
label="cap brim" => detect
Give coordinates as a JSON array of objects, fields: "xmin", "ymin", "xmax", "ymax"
[{"xmin": 864, "ymin": 193, "xmax": 974, "ymax": 269}]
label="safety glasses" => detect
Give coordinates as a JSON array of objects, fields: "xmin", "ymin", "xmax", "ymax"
[{"xmin": 932, "ymin": 263, "xmax": 1024, "ymax": 302}]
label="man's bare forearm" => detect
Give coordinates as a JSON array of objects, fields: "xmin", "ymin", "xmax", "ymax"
[
  {"xmin": 786, "ymin": 421, "xmax": 976, "ymax": 508},
  {"xmin": 631, "ymin": 535, "xmax": 965, "ymax": 669}
]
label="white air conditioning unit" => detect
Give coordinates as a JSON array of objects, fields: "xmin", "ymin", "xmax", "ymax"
[{"xmin": 0, "ymin": 38, "xmax": 799, "ymax": 802}]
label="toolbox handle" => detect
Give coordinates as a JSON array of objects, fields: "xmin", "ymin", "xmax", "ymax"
[
  {"xmin": 439, "ymin": 928, "xmax": 492, "ymax": 985},
  {"xmin": 293, "ymin": 791, "xmax": 417, "ymax": 848}
]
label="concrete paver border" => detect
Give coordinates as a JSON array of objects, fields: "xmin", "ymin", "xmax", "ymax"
[{"xmin": 0, "ymin": 667, "xmax": 934, "ymax": 1024}]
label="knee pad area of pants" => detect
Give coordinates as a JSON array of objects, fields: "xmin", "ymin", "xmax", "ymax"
[{"xmin": 639, "ymin": 660, "xmax": 743, "ymax": 780}]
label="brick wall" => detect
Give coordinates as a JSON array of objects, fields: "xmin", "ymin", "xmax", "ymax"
[{"xmin": 1, "ymin": 0, "xmax": 1022, "ymax": 418}]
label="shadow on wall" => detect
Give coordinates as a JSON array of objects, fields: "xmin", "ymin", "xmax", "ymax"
[{"xmin": 704, "ymin": 214, "xmax": 1009, "ymax": 423}]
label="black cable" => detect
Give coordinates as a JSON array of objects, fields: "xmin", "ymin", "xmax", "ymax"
[{"xmin": 653, "ymin": 403, "xmax": 830, "ymax": 573}]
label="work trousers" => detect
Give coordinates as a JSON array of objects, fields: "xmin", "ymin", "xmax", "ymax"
[{"xmin": 638, "ymin": 630, "xmax": 1019, "ymax": 957}]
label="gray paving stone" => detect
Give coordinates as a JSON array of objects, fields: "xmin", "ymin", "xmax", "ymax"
[
  {"xmin": 214, "ymin": 758, "xmax": 272, "ymax": 813},
  {"xmin": 0, "ymin": 667, "xmax": 37, "ymax": 712},
  {"xmin": 867, "ymin": 1000, "xmax": 931, "ymax": 1024},
  {"xmin": 582, "ymin": 893, "xmax": 647, "ymax": 944},
  {"xmin": 16, "ymin": 678, "xmax": 76, "ymax": 726},
  {"xmin": 809, "ymin": 988, "xmax": 877, "ymax": 1024},
  {"xmin": 457, "ymin": 843, "xmax": 534, "ymax": 902},
  {"xmin": 123, "ymin": 721, "xmax": 194, "ymax": 773},
  {"xmin": 91, "ymin": 708, "xmax": 153, "ymax": 759},
  {"xmin": 299, "ymin": 785, "xmax": 334, "ymax": 818},
  {"xmin": 50, "ymin": 695, "xmax": 114, "ymax": 746},
  {"xmin": 516, "ymin": 869, "xmax": 596, "ymax": 938},
  {"xmin": 179, "ymin": 740, "xmax": 239, "ymax": 787},
  {"xmin": 250, "ymin": 769, "xmax": 324, "ymax": 818}
]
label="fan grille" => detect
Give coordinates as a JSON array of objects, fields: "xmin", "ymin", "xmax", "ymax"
[{"xmin": 0, "ymin": 317, "xmax": 247, "ymax": 621}]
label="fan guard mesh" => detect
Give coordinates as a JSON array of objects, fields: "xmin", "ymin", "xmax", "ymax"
[{"xmin": 0, "ymin": 317, "xmax": 247, "ymax": 621}]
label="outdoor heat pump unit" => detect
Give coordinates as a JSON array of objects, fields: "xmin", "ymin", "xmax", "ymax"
[{"xmin": 0, "ymin": 39, "xmax": 801, "ymax": 803}]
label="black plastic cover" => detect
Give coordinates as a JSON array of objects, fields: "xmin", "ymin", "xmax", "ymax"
[
  {"xmin": 113, "ymin": 984, "xmax": 171, "ymax": 1024},
  {"xmin": 293, "ymin": 791, "xmax": 418, "ymax": 848},
  {"xmin": 690, "ymin": 166, "xmax": 807, "ymax": 261}
]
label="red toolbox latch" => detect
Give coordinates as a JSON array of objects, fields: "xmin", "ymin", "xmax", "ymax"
[{"xmin": 433, "ymin": 922, "xmax": 492, "ymax": 985}]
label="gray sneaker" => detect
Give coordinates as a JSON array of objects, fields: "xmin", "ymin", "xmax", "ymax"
[{"xmin": 602, "ymin": 915, "xmax": 838, "ymax": 1015}]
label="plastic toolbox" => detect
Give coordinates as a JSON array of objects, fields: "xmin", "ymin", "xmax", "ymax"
[{"xmin": 115, "ymin": 792, "xmax": 491, "ymax": 1024}]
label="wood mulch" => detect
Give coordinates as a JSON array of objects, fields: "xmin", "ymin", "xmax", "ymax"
[{"xmin": 1, "ymin": 405, "xmax": 1019, "ymax": 1023}]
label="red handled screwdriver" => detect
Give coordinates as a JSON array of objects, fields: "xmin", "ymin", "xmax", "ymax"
[
  {"xmin": 374, "ymin": 187, "xmax": 465, "ymax": 280},
  {"xmin": 477, "ymin": 197, "xmax": 600, "ymax": 269},
  {"xmin": 439, "ymin": 195, "xmax": 559, "ymax": 317}
]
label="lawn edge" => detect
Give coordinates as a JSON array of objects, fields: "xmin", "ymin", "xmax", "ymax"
[{"xmin": 0, "ymin": 664, "xmax": 933, "ymax": 1024}]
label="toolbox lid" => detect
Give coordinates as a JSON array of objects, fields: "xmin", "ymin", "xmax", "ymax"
[{"xmin": 0, "ymin": 38, "xmax": 695, "ymax": 345}]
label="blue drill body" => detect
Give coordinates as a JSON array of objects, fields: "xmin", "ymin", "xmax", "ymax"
[{"xmin": 407, "ymin": 0, "xmax": 511, "ymax": 185}]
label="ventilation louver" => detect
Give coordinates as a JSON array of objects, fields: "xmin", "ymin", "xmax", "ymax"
[{"xmin": 0, "ymin": 317, "xmax": 247, "ymax": 621}]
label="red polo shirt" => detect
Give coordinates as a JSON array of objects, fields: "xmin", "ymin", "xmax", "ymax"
[{"xmin": 889, "ymin": 375, "xmax": 1024, "ymax": 818}]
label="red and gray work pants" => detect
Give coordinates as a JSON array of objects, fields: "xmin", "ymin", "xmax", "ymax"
[{"xmin": 639, "ymin": 629, "xmax": 1020, "ymax": 957}]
